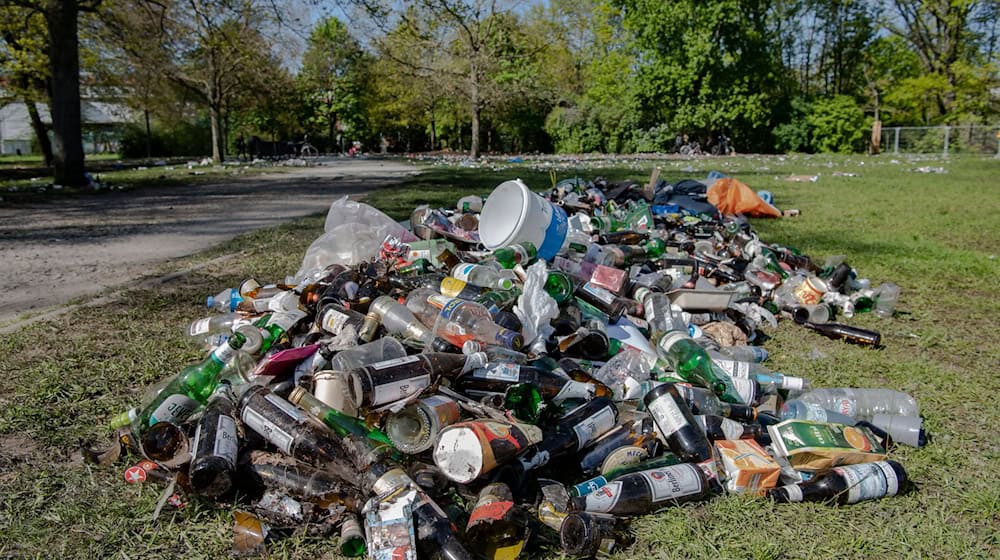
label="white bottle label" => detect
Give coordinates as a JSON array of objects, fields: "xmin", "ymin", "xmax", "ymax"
[
  {"xmin": 214, "ymin": 415, "xmax": 239, "ymax": 467},
  {"xmin": 149, "ymin": 394, "xmax": 199, "ymax": 425},
  {"xmin": 695, "ymin": 415, "xmax": 743, "ymax": 441},
  {"xmin": 573, "ymin": 406, "xmax": 618, "ymax": 449},
  {"xmin": 834, "ymin": 398, "xmax": 857, "ymax": 417},
  {"xmin": 715, "ymin": 358, "xmax": 753, "ymax": 378},
  {"xmin": 647, "ymin": 395, "xmax": 689, "ymax": 437},
  {"xmin": 781, "ymin": 375, "xmax": 805, "ymax": 391},
  {"xmin": 321, "ymin": 308, "xmax": 351, "ymax": 334},
  {"xmin": 582, "ymin": 283, "xmax": 616, "ymax": 306},
  {"xmin": 584, "ymin": 480, "xmax": 624, "ymax": 513},
  {"xmin": 782, "ymin": 484, "xmax": 804, "ymax": 502},
  {"xmin": 373, "ymin": 375, "xmax": 432, "ymax": 406},
  {"xmin": 836, "ymin": 462, "xmax": 897, "ymax": 504},
  {"xmin": 241, "ymin": 407, "xmax": 294, "ymax": 454},
  {"xmin": 370, "ymin": 355, "xmax": 421, "ymax": 370},
  {"xmin": 802, "ymin": 402, "xmax": 829, "ymax": 422},
  {"xmin": 553, "ymin": 380, "xmax": 595, "ymax": 403},
  {"xmin": 190, "ymin": 318, "xmax": 212, "ymax": 336},
  {"xmin": 213, "ymin": 341, "xmax": 238, "ymax": 364},
  {"xmin": 480, "ymin": 362, "xmax": 520, "ymax": 382},
  {"xmin": 452, "ymin": 264, "xmax": 477, "ymax": 282},
  {"xmin": 731, "ymin": 377, "xmax": 757, "ymax": 405},
  {"xmin": 641, "ymin": 464, "xmax": 704, "ymax": 502}
]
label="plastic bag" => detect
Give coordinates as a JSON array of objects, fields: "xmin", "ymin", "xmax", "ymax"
[
  {"xmin": 514, "ymin": 261, "xmax": 559, "ymax": 355},
  {"xmin": 294, "ymin": 197, "xmax": 417, "ymax": 282}
]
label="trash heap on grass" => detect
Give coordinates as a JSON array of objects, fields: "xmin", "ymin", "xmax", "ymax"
[{"xmin": 100, "ymin": 172, "xmax": 924, "ymax": 558}]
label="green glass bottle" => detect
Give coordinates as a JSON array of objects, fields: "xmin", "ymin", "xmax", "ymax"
[
  {"xmin": 288, "ymin": 386, "xmax": 394, "ymax": 447},
  {"xmin": 656, "ymin": 331, "xmax": 743, "ymax": 404},
  {"xmin": 111, "ymin": 332, "xmax": 247, "ymax": 432},
  {"xmin": 492, "ymin": 242, "xmax": 537, "ymax": 269},
  {"xmin": 545, "ymin": 271, "xmax": 574, "ymax": 303},
  {"xmin": 475, "ymin": 288, "xmax": 522, "ymax": 314},
  {"xmin": 397, "ymin": 259, "xmax": 433, "ymax": 276},
  {"xmin": 504, "ymin": 383, "xmax": 545, "ymax": 423}
]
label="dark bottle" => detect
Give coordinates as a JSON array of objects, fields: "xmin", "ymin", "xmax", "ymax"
[
  {"xmin": 454, "ymin": 362, "xmax": 609, "ymax": 404},
  {"xmin": 672, "ymin": 384, "xmax": 757, "ymax": 423},
  {"xmin": 371, "ymin": 468, "xmax": 472, "ymax": 560},
  {"xmin": 643, "ymin": 383, "xmax": 713, "ymax": 464},
  {"xmin": 574, "ymin": 282, "xmax": 628, "ymax": 322},
  {"xmin": 767, "ymin": 460, "xmax": 908, "ymax": 505},
  {"xmin": 577, "ymin": 417, "xmax": 659, "ymax": 476},
  {"xmin": 558, "ymin": 320, "xmax": 612, "ymax": 361},
  {"xmin": 569, "ymin": 462, "xmax": 711, "ymax": 516},
  {"xmin": 314, "ymin": 300, "xmax": 366, "ymax": 337},
  {"xmin": 319, "ymin": 270, "xmax": 365, "ymax": 308},
  {"xmin": 560, "ymin": 511, "xmax": 634, "ymax": 558},
  {"xmin": 800, "ymin": 321, "xmax": 881, "ymax": 346},
  {"xmin": 552, "ymin": 302, "xmax": 584, "ymax": 336},
  {"xmin": 596, "ymin": 231, "xmax": 647, "ymax": 245},
  {"xmin": 465, "ymin": 482, "xmax": 522, "ymax": 547},
  {"xmin": 694, "ymin": 414, "xmax": 765, "ymax": 443},
  {"xmin": 518, "ymin": 398, "xmax": 619, "ymax": 472},
  {"xmin": 240, "ymin": 455, "xmax": 364, "ymax": 510},
  {"xmin": 189, "ymin": 382, "xmax": 240, "ymax": 497},
  {"xmin": 346, "ymin": 352, "xmax": 487, "ymax": 410},
  {"xmin": 475, "ymin": 288, "xmax": 522, "ymax": 315},
  {"xmin": 237, "ymin": 384, "xmax": 356, "ymax": 481}
]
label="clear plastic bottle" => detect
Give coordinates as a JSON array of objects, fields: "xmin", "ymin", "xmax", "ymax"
[
  {"xmin": 715, "ymin": 345, "xmax": 769, "ymax": 363},
  {"xmin": 206, "ymin": 288, "xmax": 243, "ymax": 313},
  {"xmin": 406, "ymin": 291, "xmax": 523, "ymax": 350},
  {"xmin": 451, "ymin": 262, "xmax": 515, "ymax": 290},
  {"xmin": 796, "ymin": 388, "xmax": 919, "ymax": 419},
  {"xmin": 781, "ymin": 400, "xmax": 927, "ymax": 447}
]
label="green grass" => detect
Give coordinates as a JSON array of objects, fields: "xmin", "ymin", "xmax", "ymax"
[{"xmin": 1, "ymin": 154, "xmax": 998, "ymax": 559}]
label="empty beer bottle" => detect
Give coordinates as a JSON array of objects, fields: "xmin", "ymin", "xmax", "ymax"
[
  {"xmin": 465, "ymin": 482, "xmax": 522, "ymax": 546},
  {"xmin": 287, "ymin": 386, "xmax": 392, "ymax": 446},
  {"xmin": 643, "ymin": 383, "xmax": 713, "ymax": 464},
  {"xmin": 560, "ymin": 511, "xmax": 634, "ymax": 558},
  {"xmin": 384, "ymin": 395, "xmax": 462, "ymax": 454},
  {"xmin": 545, "ymin": 270, "xmax": 575, "ymax": 303},
  {"xmin": 768, "ymin": 460, "xmax": 908, "ymax": 505},
  {"xmin": 346, "ymin": 352, "xmax": 487, "ymax": 410},
  {"xmin": 694, "ymin": 414, "xmax": 765, "ymax": 442},
  {"xmin": 575, "ymin": 282, "xmax": 628, "ymax": 322},
  {"xmin": 454, "ymin": 362, "xmax": 608, "ymax": 404},
  {"xmin": 569, "ymin": 453, "xmax": 683, "ymax": 498},
  {"xmin": 799, "ymin": 321, "xmax": 881, "ymax": 346},
  {"xmin": 577, "ymin": 417, "xmax": 659, "ymax": 476},
  {"xmin": 314, "ymin": 300, "xmax": 366, "ymax": 337},
  {"xmin": 111, "ymin": 332, "xmax": 247, "ymax": 433},
  {"xmin": 518, "ymin": 398, "xmax": 619, "ymax": 472},
  {"xmin": 569, "ymin": 462, "xmax": 711, "ymax": 516},
  {"xmin": 671, "ymin": 384, "xmax": 757, "ymax": 423},
  {"xmin": 189, "ymin": 381, "xmax": 240, "ymax": 497},
  {"xmin": 492, "ymin": 243, "xmax": 537, "ymax": 269},
  {"xmin": 657, "ymin": 331, "xmax": 743, "ymax": 404}
]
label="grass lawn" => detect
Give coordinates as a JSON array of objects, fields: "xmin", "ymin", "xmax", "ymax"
[{"xmin": 0, "ymin": 154, "xmax": 997, "ymax": 559}]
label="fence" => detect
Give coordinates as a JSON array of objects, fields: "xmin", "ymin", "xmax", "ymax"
[{"xmin": 873, "ymin": 125, "xmax": 1000, "ymax": 156}]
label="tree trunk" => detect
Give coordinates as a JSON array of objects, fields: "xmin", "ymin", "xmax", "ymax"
[
  {"xmin": 209, "ymin": 103, "xmax": 223, "ymax": 163},
  {"xmin": 46, "ymin": 0, "xmax": 86, "ymax": 186},
  {"xmin": 25, "ymin": 100, "xmax": 54, "ymax": 167},
  {"xmin": 469, "ymin": 65, "xmax": 480, "ymax": 159},
  {"xmin": 144, "ymin": 108, "xmax": 152, "ymax": 158}
]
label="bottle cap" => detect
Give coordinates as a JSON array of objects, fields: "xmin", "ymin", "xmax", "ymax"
[{"xmin": 496, "ymin": 329, "xmax": 524, "ymax": 351}]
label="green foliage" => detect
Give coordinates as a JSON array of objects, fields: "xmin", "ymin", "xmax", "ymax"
[
  {"xmin": 118, "ymin": 120, "xmax": 212, "ymax": 158},
  {"xmin": 807, "ymin": 95, "xmax": 868, "ymax": 153},
  {"xmin": 773, "ymin": 97, "xmax": 814, "ymax": 153}
]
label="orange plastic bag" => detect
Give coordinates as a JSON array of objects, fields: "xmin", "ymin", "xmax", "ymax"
[{"xmin": 707, "ymin": 178, "xmax": 782, "ymax": 218}]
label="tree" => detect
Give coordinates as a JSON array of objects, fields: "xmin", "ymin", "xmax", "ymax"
[
  {"xmin": 104, "ymin": 0, "xmax": 284, "ymax": 162},
  {"xmin": 0, "ymin": 6, "xmax": 54, "ymax": 165},
  {"xmin": 1, "ymin": 0, "xmax": 97, "ymax": 186}
]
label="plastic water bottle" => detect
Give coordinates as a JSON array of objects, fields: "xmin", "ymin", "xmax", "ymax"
[
  {"xmin": 206, "ymin": 288, "xmax": 242, "ymax": 312},
  {"xmin": 796, "ymin": 388, "xmax": 919, "ymax": 419}
]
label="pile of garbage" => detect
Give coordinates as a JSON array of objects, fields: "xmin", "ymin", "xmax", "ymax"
[{"xmin": 99, "ymin": 173, "xmax": 925, "ymax": 558}]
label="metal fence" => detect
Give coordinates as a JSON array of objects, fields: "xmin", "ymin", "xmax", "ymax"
[{"xmin": 874, "ymin": 125, "xmax": 1000, "ymax": 156}]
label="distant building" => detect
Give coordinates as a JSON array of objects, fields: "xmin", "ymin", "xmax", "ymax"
[{"xmin": 0, "ymin": 100, "xmax": 132, "ymax": 155}]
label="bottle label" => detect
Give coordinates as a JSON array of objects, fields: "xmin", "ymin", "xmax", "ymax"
[
  {"xmin": 370, "ymin": 355, "xmax": 421, "ymax": 370},
  {"xmin": 190, "ymin": 318, "xmax": 212, "ymax": 336},
  {"xmin": 646, "ymin": 395, "xmax": 689, "ymax": 437},
  {"xmin": 439, "ymin": 298, "xmax": 465, "ymax": 320},
  {"xmin": 373, "ymin": 374, "xmax": 432, "ymax": 405},
  {"xmin": 582, "ymin": 282, "xmax": 616, "ymax": 306},
  {"xmin": 264, "ymin": 392, "xmax": 306, "ymax": 423},
  {"xmin": 452, "ymin": 263, "xmax": 477, "ymax": 282},
  {"xmin": 214, "ymin": 415, "xmax": 239, "ymax": 467},
  {"xmin": 467, "ymin": 500, "xmax": 514, "ymax": 527},
  {"xmin": 714, "ymin": 358, "xmax": 752, "ymax": 378},
  {"xmin": 731, "ymin": 377, "xmax": 757, "ymax": 405},
  {"xmin": 781, "ymin": 376, "xmax": 805, "ymax": 391},
  {"xmin": 149, "ymin": 394, "xmax": 199, "ymax": 425},
  {"xmin": 834, "ymin": 398, "xmax": 857, "ymax": 417},
  {"xmin": 320, "ymin": 308, "xmax": 351, "ymax": 334},
  {"xmin": 479, "ymin": 362, "xmax": 520, "ymax": 383},
  {"xmin": 552, "ymin": 380, "xmax": 595, "ymax": 403},
  {"xmin": 573, "ymin": 405, "xmax": 618, "ymax": 449},
  {"xmin": 801, "ymin": 402, "xmax": 829, "ymax": 422},
  {"xmin": 781, "ymin": 484, "xmax": 804, "ymax": 502},
  {"xmin": 241, "ymin": 407, "xmax": 294, "ymax": 454},
  {"xmin": 641, "ymin": 463, "xmax": 704, "ymax": 502},
  {"xmin": 835, "ymin": 462, "xmax": 897, "ymax": 504},
  {"xmin": 440, "ymin": 277, "xmax": 469, "ymax": 298},
  {"xmin": 212, "ymin": 341, "xmax": 239, "ymax": 364},
  {"xmin": 584, "ymin": 480, "xmax": 624, "ymax": 513},
  {"xmin": 696, "ymin": 415, "xmax": 743, "ymax": 441}
]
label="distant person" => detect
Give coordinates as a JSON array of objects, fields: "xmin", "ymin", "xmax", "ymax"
[{"xmin": 235, "ymin": 135, "xmax": 246, "ymax": 161}]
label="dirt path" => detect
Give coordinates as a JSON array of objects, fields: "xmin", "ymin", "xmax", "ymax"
[{"xmin": 0, "ymin": 157, "xmax": 420, "ymax": 327}]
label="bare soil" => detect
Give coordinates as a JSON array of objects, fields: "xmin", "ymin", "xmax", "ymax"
[{"xmin": 0, "ymin": 158, "xmax": 419, "ymax": 326}]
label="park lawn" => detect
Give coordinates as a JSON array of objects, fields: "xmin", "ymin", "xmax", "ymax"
[{"xmin": 0, "ymin": 154, "xmax": 997, "ymax": 559}]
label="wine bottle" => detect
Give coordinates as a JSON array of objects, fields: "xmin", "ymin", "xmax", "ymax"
[
  {"xmin": 454, "ymin": 361, "xmax": 609, "ymax": 404},
  {"xmin": 642, "ymin": 383, "xmax": 713, "ymax": 464},
  {"xmin": 569, "ymin": 462, "xmax": 711, "ymax": 516}
]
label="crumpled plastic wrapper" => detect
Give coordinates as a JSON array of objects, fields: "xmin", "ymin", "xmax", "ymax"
[{"xmin": 514, "ymin": 261, "xmax": 559, "ymax": 355}]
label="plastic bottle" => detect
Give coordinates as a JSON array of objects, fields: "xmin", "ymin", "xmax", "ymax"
[
  {"xmin": 781, "ymin": 400, "xmax": 927, "ymax": 447},
  {"xmin": 367, "ymin": 295, "xmax": 453, "ymax": 352},
  {"xmin": 796, "ymin": 388, "xmax": 919, "ymax": 419},
  {"xmin": 406, "ymin": 292, "xmax": 524, "ymax": 350},
  {"xmin": 451, "ymin": 262, "xmax": 515, "ymax": 290},
  {"xmin": 206, "ymin": 288, "xmax": 243, "ymax": 313}
]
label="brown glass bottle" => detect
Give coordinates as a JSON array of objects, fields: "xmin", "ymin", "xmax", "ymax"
[
  {"xmin": 694, "ymin": 414, "xmax": 764, "ymax": 442},
  {"xmin": 800, "ymin": 321, "xmax": 881, "ymax": 346},
  {"xmin": 577, "ymin": 417, "xmax": 658, "ymax": 476},
  {"xmin": 767, "ymin": 460, "xmax": 908, "ymax": 505},
  {"xmin": 560, "ymin": 511, "xmax": 634, "ymax": 558},
  {"xmin": 643, "ymin": 383, "xmax": 713, "ymax": 464},
  {"xmin": 596, "ymin": 231, "xmax": 647, "ymax": 245},
  {"xmin": 569, "ymin": 462, "xmax": 711, "ymax": 516},
  {"xmin": 454, "ymin": 362, "xmax": 608, "ymax": 403},
  {"xmin": 518, "ymin": 398, "xmax": 619, "ymax": 472},
  {"xmin": 346, "ymin": 352, "xmax": 486, "ymax": 410},
  {"xmin": 189, "ymin": 382, "xmax": 240, "ymax": 497},
  {"xmin": 575, "ymin": 282, "xmax": 628, "ymax": 322}
]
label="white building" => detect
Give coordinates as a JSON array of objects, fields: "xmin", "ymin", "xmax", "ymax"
[{"xmin": 0, "ymin": 100, "xmax": 133, "ymax": 155}]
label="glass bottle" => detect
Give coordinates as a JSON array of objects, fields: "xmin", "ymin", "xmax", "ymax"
[
  {"xmin": 768, "ymin": 460, "xmax": 908, "ymax": 505},
  {"xmin": 517, "ymin": 398, "xmax": 620, "ymax": 472},
  {"xmin": 569, "ymin": 462, "xmax": 711, "ymax": 516},
  {"xmin": 189, "ymin": 381, "xmax": 240, "ymax": 497},
  {"xmin": 643, "ymin": 383, "xmax": 713, "ymax": 464},
  {"xmin": 346, "ymin": 352, "xmax": 487, "ymax": 410}
]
